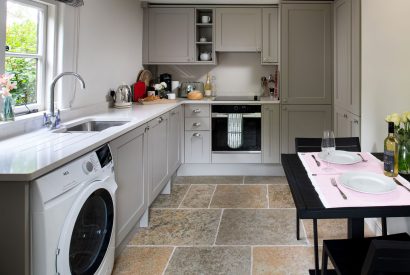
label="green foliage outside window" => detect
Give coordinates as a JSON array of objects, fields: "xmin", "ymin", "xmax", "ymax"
[{"xmin": 5, "ymin": 16, "xmax": 38, "ymax": 106}]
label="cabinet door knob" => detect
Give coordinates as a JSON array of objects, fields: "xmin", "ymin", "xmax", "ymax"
[
  {"xmin": 354, "ymin": 119, "xmax": 359, "ymax": 124},
  {"xmin": 193, "ymin": 122, "xmax": 201, "ymax": 127},
  {"xmin": 145, "ymin": 126, "xmax": 150, "ymax": 132},
  {"xmin": 158, "ymin": 117, "xmax": 164, "ymax": 123},
  {"xmin": 193, "ymin": 133, "xmax": 201, "ymax": 137},
  {"xmin": 193, "ymin": 109, "xmax": 201, "ymax": 113}
]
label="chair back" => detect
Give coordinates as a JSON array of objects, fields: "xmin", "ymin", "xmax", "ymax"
[
  {"xmin": 361, "ymin": 240, "xmax": 410, "ymax": 275},
  {"xmin": 295, "ymin": 137, "xmax": 361, "ymax": 153}
]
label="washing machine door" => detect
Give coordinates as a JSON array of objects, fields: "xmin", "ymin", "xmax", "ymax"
[{"xmin": 56, "ymin": 177, "xmax": 116, "ymax": 275}]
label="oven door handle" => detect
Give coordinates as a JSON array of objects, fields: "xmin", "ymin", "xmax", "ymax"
[{"xmin": 211, "ymin": 113, "xmax": 261, "ymax": 118}]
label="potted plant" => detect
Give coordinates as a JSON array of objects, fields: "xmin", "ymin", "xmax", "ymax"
[{"xmin": 386, "ymin": 112, "xmax": 410, "ymax": 174}]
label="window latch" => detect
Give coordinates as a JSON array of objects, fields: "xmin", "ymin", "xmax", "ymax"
[{"xmin": 5, "ymin": 45, "xmax": 10, "ymax": 52}]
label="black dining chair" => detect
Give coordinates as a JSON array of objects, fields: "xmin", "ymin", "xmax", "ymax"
[
  {"xmin": 321, "ymin": 233, "xmax": 410, "ymax": 275},
  {"xmin": 294, "ymin": 137, "xmax": 363, "ymax": 241}
]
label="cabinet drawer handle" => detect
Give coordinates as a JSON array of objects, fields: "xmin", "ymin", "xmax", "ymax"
[
  {"xmin": 193, "ymin": 109, "xmax": 201, "ymax": 113},
  {"xmin": 145, "ymin": 126, "xmax": 150, "ymax": 132},
  {"xmin": 193, "ymin": 133, "xmax": 201, "ymax": 137},
  {"xmin": 158, "ymin": 117, "xmax": 164, "ymax": 123},
  {"xmin": 193, "ymin": 122, "xmax": 201, "ymax": 127}
]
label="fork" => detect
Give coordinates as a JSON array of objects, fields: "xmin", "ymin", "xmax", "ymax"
[
  {"xmin": 357, "ymin": 153, "xmax": 368, "ymax": 162},
  {"xmin": 331, "ymin": 178, "xmax": 347, "ymax": 200}
]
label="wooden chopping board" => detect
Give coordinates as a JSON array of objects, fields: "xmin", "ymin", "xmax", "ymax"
[{"xmin": 138, "ymin": 98, "xmax": 177, "ymax": 105}]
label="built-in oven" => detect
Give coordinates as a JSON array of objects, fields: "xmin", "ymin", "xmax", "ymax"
[{"xmin": 211, "ymin": 105, "xmax": 261, "ymax": 163}]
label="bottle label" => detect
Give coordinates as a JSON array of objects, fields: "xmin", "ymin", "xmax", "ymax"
[{"xmin": 384, "ymin": 150, "xmax": 395, "ymax": 173}]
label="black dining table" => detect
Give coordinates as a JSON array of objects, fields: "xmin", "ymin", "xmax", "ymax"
[{"xmin": 281, "ymin": 153, "xmax": 410, "ymax": 275}]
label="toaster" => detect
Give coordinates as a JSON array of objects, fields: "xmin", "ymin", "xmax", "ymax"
[{"xmin": 179, "ymin": 81, "xmax": 204, "ymax": 98}]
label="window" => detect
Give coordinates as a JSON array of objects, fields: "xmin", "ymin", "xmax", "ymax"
[{"xmin": 5, "ymin": 0, "xmax": 47, "ymax": 113}]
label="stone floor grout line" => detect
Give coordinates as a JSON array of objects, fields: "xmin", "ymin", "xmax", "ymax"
[
  {"xmin": 177, "ymin": 184, "xmax": 192, "ymax": 209},
  {"xmin": 250, "ymin": 246, "xmax": 254, "ymax": 275},
  {"xmin": 212, "ymin": 209, "xmax": 224, "ymax": 246},
  {"xmin": 266, "ymin": 184, "xmax": 270, "ymax": 209},
  {"xmin": 207, "ymin": 184, "xmax": 218, "ymax": 209},
  {"xmin": 161, "ymin": 246, "xmax": 176, "ymax": 275},
  {"xmin": 126, "ymin": 244, "xmax": 314, "ymax": 248}
]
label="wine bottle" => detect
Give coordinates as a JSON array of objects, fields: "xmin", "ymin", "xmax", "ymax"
[
  {"xmin": 384, "ymin": 122, "xmax": 399, "ymax": 177},
  {"xmin": 204, "ymin": 73, "xmax": 212, "ymax": 97}
]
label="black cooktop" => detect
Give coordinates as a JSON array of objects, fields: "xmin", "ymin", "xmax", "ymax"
[{"xmin": 213, "ymin": 96, "xmax": 260, "ymax": 101}]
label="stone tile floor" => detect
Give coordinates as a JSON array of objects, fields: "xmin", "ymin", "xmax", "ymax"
[{"xmin": 112, "ymin": 176, "xmax": 375, "ymax": 275}]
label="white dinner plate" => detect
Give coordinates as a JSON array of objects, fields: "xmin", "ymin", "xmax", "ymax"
[
  {"xmin": 339, "ymin": 172, "xmax": 397, "ymax": 194},
  {"xmin": 317, "ymin": 150, "xmax": 362, "ymax": 165}
]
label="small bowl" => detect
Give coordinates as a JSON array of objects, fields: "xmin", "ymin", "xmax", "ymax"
[{"xmin": 199, "ymin": 37, "xmax": 207, "ymax": 42}]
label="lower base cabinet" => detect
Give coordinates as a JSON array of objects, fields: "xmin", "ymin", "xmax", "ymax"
[
  {"xmin": 147, "ymin": 113, "xmax": 169, "ymax": 204},
  {"xmin": 262, "ymin": 105, "xmax": 280, "ymax": 163},
  {"xmin": 281, "ymin": 104, "xmax": 332, "ymax": 153},
  {"xmin": 185, "ymin": 130, "xmax": 211, "ymax": 163},
  {"xmin": 109, "ymin": 125, "xmax": 148, "ymax": 248}
]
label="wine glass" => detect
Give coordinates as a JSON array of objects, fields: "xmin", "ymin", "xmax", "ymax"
[{"xmin": 321, "ymin": 130, "xmax": 336, "ymax": 169}]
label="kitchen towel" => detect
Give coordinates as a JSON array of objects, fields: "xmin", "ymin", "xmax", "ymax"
[
  {"xmin": 227, "ymin": 113, "xmax": 243, "ymax": 149},
  {"xmin": 298, "ymin": 152, "xmax": 410, "ymax": 208}
]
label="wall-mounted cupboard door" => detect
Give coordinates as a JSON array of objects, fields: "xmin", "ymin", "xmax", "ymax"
[
  {"xmin": 148, "ymin": 8, "xmax": 195, "ymax": 63},
  {"xmin": 262, "ymin": 8, "xmax": 279, "ymax": 64},
  {"xmin": 215, "ymin": 8, "xmax": 262, "ymax": 52},
  {"xmin": 281, "ymin": 105, "xmax": 332, "ymax": 153},
  {"xmin": 281, "ymin": 3, "xmax": 332, "ymax": 105},
  {"xmin": 334, "ymin": 0, "xmax": 361, "ymax": 116},
  {"xmin": 334, "ymin": 105, "xmax": 361, "ymax": 138},
  {"xmin": 109, "ymin": 125, "xmax": 148, "ymax": 248}
]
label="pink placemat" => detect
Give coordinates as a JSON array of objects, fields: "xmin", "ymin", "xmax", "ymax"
[
  {"xmin": 298, "ymin": 152, "xmax": 410, "ymax": 208},
  {"xmin": 298, "ymin": 152, "xmax": 382, "ymax": 175}
]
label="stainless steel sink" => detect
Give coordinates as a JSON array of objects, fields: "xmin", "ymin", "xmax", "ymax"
[{"xmin": 55, "ymin": 120, "xmax": 130, "ymax": 133}]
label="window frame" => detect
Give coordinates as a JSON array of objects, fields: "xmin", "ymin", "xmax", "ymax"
[{"xmin": 5, "ymin": 0, "xmax": 48, "ymax": 114}]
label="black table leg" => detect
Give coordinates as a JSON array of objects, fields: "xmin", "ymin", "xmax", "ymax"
[
  {"xmin": 313, "ymin": 219, "xmax": 319, "ymax": 274},
  {"xmin": 382, "ymin": 217, "xmax": 387, "ymax": 236},
  {"xmin": 348, "ymin": 218, "xmax": 364, "ymax": 239},
  {"xmin": 296, "ymin": 212, "xmax": 300, "ymax": 240}
]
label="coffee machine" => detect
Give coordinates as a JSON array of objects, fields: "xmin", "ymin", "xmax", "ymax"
[{"xmin": 159, "ymin": 73, "xmax": 172, "ymax": 94}]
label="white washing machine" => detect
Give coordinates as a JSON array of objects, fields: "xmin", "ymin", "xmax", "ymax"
[{"xmin": 31, "ymin": 144, "xmax": 117, "ymax": 275}]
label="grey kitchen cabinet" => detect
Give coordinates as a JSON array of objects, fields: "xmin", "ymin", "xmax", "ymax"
[
  {"xmin": 168, "ymin": 106, "xmax": 183, "ymax": 175},
  {"xmin": 109, "ymin": 125, "xmax": 148, "ymax": 248},
  {"xmin": 262, "ymin": 8, "xmax": 279, "ymax": 64},
  {"xmin": 281, "ymin": 105, "xmax": 332, "ymax": 153},
  {"xmin": 281, "ymin": 3, "xmax": 332, "ymax": 105},
  {"xmin": 334, "ymin": 0, "xmax": 361, "ymax": 115},
  {"xmin": 147, "ymin": 8, "xmax": 195, "ymax": 63},
  {"xmin": 262, "ymin": 105, "xmax": 280, "ymax": 163},
  {"xmin": 334, "ymin": 105, "xmax": 360, "ymax": 138},
  {"xmin": 215, "ymin": 8, "xmax": 262, "ymax": 52},
  {"xmin": 184, "ymin": 104, "xmax": 211, "ymax": 163},
  {"xmin": 147, "ymin": 113, "xmax": 169, "ymax": 204},
  {"xmin": 185, "ymin": 131, "xmax": 211, "ymax": 163}
]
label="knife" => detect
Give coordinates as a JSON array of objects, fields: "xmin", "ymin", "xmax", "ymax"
[
  {"xmin": 393, "ymin": 178, "xmax": 410, "ymax": 192},
  {"xmin": 311, "ymin": 155, "xmax": 321, "ymax": 167}
]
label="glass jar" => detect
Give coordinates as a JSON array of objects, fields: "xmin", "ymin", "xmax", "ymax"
[{"xmin": 3, "ymin": 95, "xmax": 15, "ymax": 121}]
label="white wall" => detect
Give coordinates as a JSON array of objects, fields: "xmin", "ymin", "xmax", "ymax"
[
  {"xmin": 361, "ymin": 0, "xmax": 410, "ymax": 152},
  {"xmin": 60, "ymin": 0, "xmax": 143, "ymax": 109},
  {"xmin": 158, "ymin": 53, "xmax": 276, "ymax": 96},
  {"xmin": 362, "ymin": 0, "xmax": 410, "ymax": 233}
]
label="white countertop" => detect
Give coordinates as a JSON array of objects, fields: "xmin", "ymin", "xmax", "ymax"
[{"xmin": 0, "ymin": 98, "xmax": 279, "ymax": 182}]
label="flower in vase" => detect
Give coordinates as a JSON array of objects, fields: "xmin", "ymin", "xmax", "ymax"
[{"xmin": 154, "ymin": 82, "xmax": 167, "ymax": 91}]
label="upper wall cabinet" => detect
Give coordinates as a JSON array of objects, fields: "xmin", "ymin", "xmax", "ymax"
[
  {"xmin": 281, "ymin": 3, "xmax": 332, "ymax": 105},
  {"xmin": 262, "ymin": 8, "xmax": 279, "ymax": 64},
  {"xmin": 334, "ymin": 0, "xmax": 360, "ymax": 116},
  {"xmin": 215, "ymin": 8, "xmax": 262, "ymax": 52},
  {"xmin": 146, "ymin": 8, "xmax": 195, "ymax": 63}
]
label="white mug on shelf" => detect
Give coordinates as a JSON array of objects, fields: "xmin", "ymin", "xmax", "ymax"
[
  {"xmin": 201, "ymin": 16, "xmax": 211, "ymax": 23},
  {"xmin": 199, "ymin": 37, "xmax": 207, "ymax": 42}
]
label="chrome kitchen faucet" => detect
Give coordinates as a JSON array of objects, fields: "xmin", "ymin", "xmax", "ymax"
[{"xmin": 44, "ymin": 72, "xmax": 86, "ymax": 129}]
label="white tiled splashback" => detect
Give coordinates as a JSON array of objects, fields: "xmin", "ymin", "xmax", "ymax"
[{"xmin": 157, "ymin": 52, "xmax": 278, "ymax": 96}]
